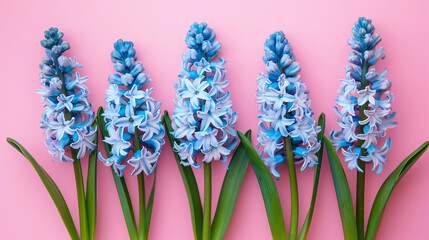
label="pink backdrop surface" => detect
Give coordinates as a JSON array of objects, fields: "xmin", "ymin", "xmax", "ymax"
[{"xmin": 1, "ymin": 0, "xmax": 428, "ymax": 239}]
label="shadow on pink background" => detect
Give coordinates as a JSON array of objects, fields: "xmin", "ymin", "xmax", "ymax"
[{"xmin": 1, "ymin": 0, "xmax": 428, "ymax": 239}]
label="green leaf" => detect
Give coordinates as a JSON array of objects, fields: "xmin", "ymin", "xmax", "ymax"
[
  {"xmin": 142, "ymin": 169, "xmax": 157, "ymax": 240},
  {"xmin": 87, "ymin": 114, "xmax": 99, "ymax": 240},
  {"xmin": 7, "ymin": 138, "xmax": 80, "ymax": 240},
  {"xmin": 98, "ymin": 107, "xmax": 138, "ymax": 240},
  {"xmin": 324, "ymin": 135, "xmax": 358, "ymax": 240},
  {"xmin": 298, "ymin": 113, "xmax": 326, "ymax": 240},
  {"xmin": 211, "ymin": 130, "xmax": 250, "ymax": 240},
  {"xmin": 163, "ymin": 110, "xmax": 203, "ymax": 240},
  {"xmin": 237, "ymin": 131, "xmax": 288, "ymax": 240},
  {"xmin": 365, "ymin": 141, "xmax": 429, "ymax": 240}
]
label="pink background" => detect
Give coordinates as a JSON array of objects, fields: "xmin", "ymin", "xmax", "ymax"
[{"xmin": 1, "ymin": 0, "xmax": 428, "ymax": 239}]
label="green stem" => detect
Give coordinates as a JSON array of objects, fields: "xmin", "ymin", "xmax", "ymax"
[
  {"xmin": 356, "ymin": 59, "xmax": 369, "ymax": 240},
  {"xmin": 138, "ymin": 173, "xmax": 146, "ymax": 240},
  {"xmin": 132, "ymin": 129, "xmax": 147, "ymax": 240},
  {"xmin": 356, "ymin": 160, "xmax": 366, "ymax": 240},
  {"xmin": 203, "ymin": 162, "xmax": 212, "ymax": 240},
  {"xmin": 71, "ymin": 149, "xmax": 89, "ymax": 240},
  {"xmin": 285, "ymin": 137, "xmax": 298, "ymax": 240}
]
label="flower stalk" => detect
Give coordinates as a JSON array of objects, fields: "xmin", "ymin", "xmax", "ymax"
[
  {"xmin": 285, "ymin": 137, "xmax": 298, "ymax": 240},
  {"xmin": 72, "ymin": 148, "xmax": 90, "ymax": 240},
  {"xmin": 168, "ymin": 22, "xmax": 245, "ymax": 240},
  {"xmin": 203, "ymin": 162, "xmax": 212, "ymax": 240},
  {"xmin": 326, "ymin": 17, "xmax": 429, "ymax": 240},
  {"xmin": 98, "ymin": 39, "xmax": 165, "ymax": 240},
  {"xmin": 254, "ymin": 31, "xmax": 322, "ymax": 240}
]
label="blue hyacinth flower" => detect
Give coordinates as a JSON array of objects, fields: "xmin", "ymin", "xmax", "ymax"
[
  {"xmin": 98, "ymin": 39, "xmax": 165, "ymax": 177},
  {"xmin": 172, "ymin": 22, "xmax": 238, "ymax": 168},
  {"xmin": 37, "ymin": 27, "xmax": 96, "ymax": 162},
  {"xmin": 331, "ymin": 17, "xmax": 397, "ymax": 174},
  {"xmin": 256, "ymin": 31, "xmax": 321, "ymax": 177}
]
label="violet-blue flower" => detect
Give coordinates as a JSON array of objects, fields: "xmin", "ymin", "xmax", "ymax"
[
  {"xmin": 172, "ymin": 22, "xmax": 238, "ymax": 168},
  {"xmin": 256, "ymin": 31, "xmax": 321, "ymax": 177},
  {"xmin": 37, "ymin": 27, "xmax": 95, "ymax": 163},
  {"xmin": 98, "ymin": 39, "xmax": 165, "ymax": 177},
  {"xmin": 331, "ymin": 17, "xmax": 397, "ymax": 174}
]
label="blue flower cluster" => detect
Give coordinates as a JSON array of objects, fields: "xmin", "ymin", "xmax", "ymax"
[
  {"xmin": 256, "ymin": 31, "xmax": 321, "ymax": 177},
  {"xmin": 38, "ymin": 27, "xmax": 95, "ymax": 163},
  {"xmin": 172, "ymin": 22, "xmax": 238, "ymax": 168},
  {"xmin": 98, "ymin": 40, "xmax": 165, "ymax": 177},
  {"xmin": 331, "ymin": 17, "xmax": 396, "ymax": 174}
]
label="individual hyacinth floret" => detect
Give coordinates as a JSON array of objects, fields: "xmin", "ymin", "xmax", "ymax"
[
  {"xmin": 38, "ymin": 27, "xmax": 96, "ymax": 163},
  {"xmin": 331, "ymin": 17, "xmax": 396, "ymax": 174},
  {"xmin": 256, "ymin": 31, "xmax": 321, "ymax": 177},
  {"xmin": 172, "ymin": 22, "xmax": 238, "ymax": 168},
  {"xmin": 98, "ymin": 39, "xmax": 165, "ymax": 177}
]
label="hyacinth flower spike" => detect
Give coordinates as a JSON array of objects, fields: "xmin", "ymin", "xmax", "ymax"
[
  {"xmin": 6, "ymin": 28, "xmax": 98, "ymax": 240},
  {"xmin": 324, "ymin": 17, "xmax": 428, "ymax": 240},
  {"xmin": 97, "ymin": 39, "xmax": 165, "ymax": 240},
  {"xmin": 163, "ymin": 22, "xmax": 251, "ymax": 240},
  {"xmin": 237, "ymin": 31, "xmax": 325, "ymax": 240}
]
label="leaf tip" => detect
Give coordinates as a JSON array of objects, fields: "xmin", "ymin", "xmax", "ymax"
[{"xmin": 97, "ymin": 106, "xmax": 104, "ymax": 116}]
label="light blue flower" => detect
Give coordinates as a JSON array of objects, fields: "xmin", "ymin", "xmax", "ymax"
[
  {"xmin": 45, "ymin": 138, "xmax": 73, "ymax": 163},
  {"xmin": 358, "ymin": 109, "xmax": 390, "ymax": 127},
  {"xmin": 99, "ymin": 39, "xmax": 165, "ymax": 177},
  {"xmin": 260, "ymin": 82, "xmax": 295, "ymax": 110},
  {"xmin": 342, "ymin": 146, "xmax": 363, "ymax": 172},
  {"xmin": 201, "ymin": 136, "xmax": 234, "ymax": 163},
  {"xmin": 56, "ymin": 94, "xmax": 74, "ymax": 112},
  {"xmin": 114, "ymin": 103, "xmax": 145, "ymax": 134},
  {"xmin": 357, "ymin": 86, "xmax": 376, "ymax": 106},
  {"xmin": 174, "ymin": 142, "xmax": 200, "ymax": 168},
  {"xmin": 256, "ymin": 31, "xmax": 321, "ymax": 177},
  {"xmin": 207, "ymin": 68, "xmax": 228, "ymax": 96},
  {"xmin": 361, "ymin": 138, "xmax": 391, "ymax": 174},
  {"xmin": 172, "ymin": 22, "xmax": 237, "ymax": 168},
  {"xmin": 194, "ymin": 128, "xmax": 219, "ymax": 151},
  {"xmin": 335, "ymin": 94, "xmax": 358, "ymax": 116},
  {"xmin": 103, "ymin": 125, "xmax": 131, "ymax": 157},
  {"xmin": 98, "ymin": 152, "xmax": 127, "ymax": 177},
  {"xmin": 356, "ymin": 125, "xmax": 381, "ymax": 148},
  {"xmin": 197, "ymin": 101, "xmax": 228, "ymax": 131},
  {"xmin": 260, "ymin": 105, "xmax": 295, "ymax": 136},
  {"xmin": 128, "ymin": 147, "xmax": 159, "ymax": 175},
  {"xmin": 38, "ymin": 28, "xmax": 95, "ymax": 162},
  {"xmin": 194, "ymin": 58, "xmax": 212, "ymax": 76},
  {"xmin": 105, "ymin": 84, "xmax": 124, "ymax": 105},
  {"xmin": 180, "ymin": 77, "xmax": 211, "ymax": 109},
  {"xmin": 331, "ymin": 17, "xmax": 396, "ymax": 174},
  {"xmin": 124, "ymin": 85, "xmax": 146, "ymax": 107},
  {"xmin": 66, "ymin": 72, "xmax": 88, "ymax": 92},
  {"xmin": 71, "ymin": 128, "xmax": 97, "ymax": 159},
  {"xmin": 49, "ymin": 111, "xmax": 76, "ymax": 140}
]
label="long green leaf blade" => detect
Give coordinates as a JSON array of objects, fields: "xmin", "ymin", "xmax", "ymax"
[
  {"xmin": 142, "ymin": 170, "xmax": 157, "ymax": 240},
  {"xmin": 163, "ymin": 110, "xmax": 203, "ymax": 240},
  {"xmin": 7, "ymin": 138, "xmax": 80, "ymax": 240},
  {"xmin": 365, "ymin": 141, "xmax": 429, "ymax": 240},
  {"xmin": 211, "ymin": 130, "xmax": 251, "ymax": 240},
  {"xmin": 298, "ymin": 113, "xmax": 326, "ymax": 240},
  {"xmin": 237, "ymin": 131, "xmax": 288, "ymax": 240},
  {"xmin": 324, "ymin": 135, "xmax": 358, "ymax": 240},
  {"xmin": 87, "ymin": 114, "xmax": 99, "ymax": 240},
  {"xmin": 98, "ymin": 107, "xmax": 138, "ymax": 240}
]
